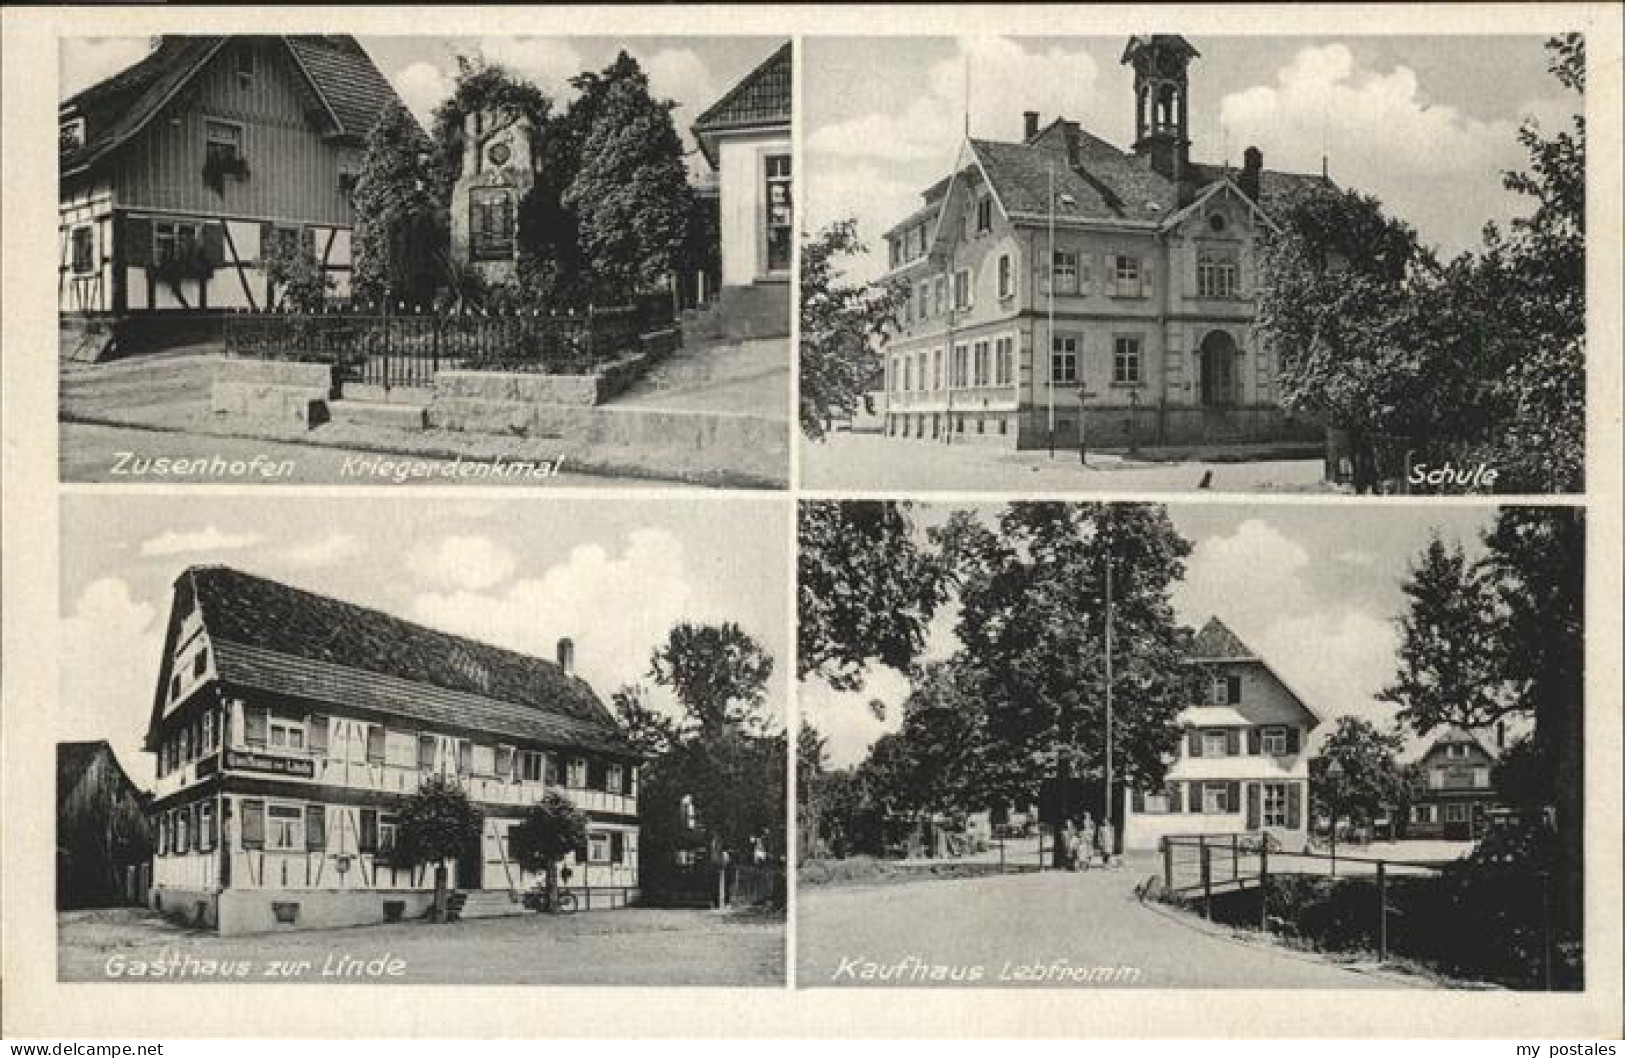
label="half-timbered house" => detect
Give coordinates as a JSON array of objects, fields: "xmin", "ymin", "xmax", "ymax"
[
  {"xmin": 1122, "ymin": 617, "xmax": 1322, "ymax": 851},
  {"xmin": 57, "ymin": 740, "xmax": 153, "ymax": 909},
  {"xmin": 145, "ymin": 565, "xmax": 641, "ymax": 935},
  {"xmin": 59, "ymin": 35, "xmax": 408, "ymax": 317}
]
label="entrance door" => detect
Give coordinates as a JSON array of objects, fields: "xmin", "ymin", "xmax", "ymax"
[
  {"xmin": 1199, "ymin": 330, "xmax": 1237, "ymax": 407},
  {"xmin": 456, "ymin": 829, "xmax": 483, "ymax": 889},
  {"xmin": 764, "ymin": 154, "xmax": 792, "ymax": 274}
]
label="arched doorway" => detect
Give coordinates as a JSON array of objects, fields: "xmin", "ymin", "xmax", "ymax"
[{"xmin": 1199, "ymin": 330, "xmax": 1238, "ymax": 407}]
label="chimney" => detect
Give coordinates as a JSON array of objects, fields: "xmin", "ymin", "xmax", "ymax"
[
  {"xmin": 556, "ymin": 637, "xmax": 575, "ymax": 676},
  {"xmin": 1240, "ymin": 145, "xmax": 1263, "ymax": 201},
  {"xmin": 1023, "ymin": 110, "xmax": 1039, "ymax": 142}
]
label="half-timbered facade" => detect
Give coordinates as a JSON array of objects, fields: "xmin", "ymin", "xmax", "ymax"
[
  {"xmin": 145, "ymin": 566, "xmax": 641, "ymax": 935},
  {"xmin": 59, "ymin": 35, "xmax": 408, "ymax": 316},
  {"xmin": 878, "ymin": 35, "xmax": 1328, "ymax": 450},
  {"xmin": 1402, "ymin": 726, "xmax": 1502, "ymax": 841},
  {"xmin": 1122, "ymin": 617, "xmax": 1321, "ymax": 851}
]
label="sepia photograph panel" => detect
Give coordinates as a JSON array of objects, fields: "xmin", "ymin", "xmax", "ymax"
[
  {"xmin": 798, "ymin": 34, "xmax": 1587, "ymax": 496},
  {"xmin": 57, "ymin": 495, "xmax": 788, "ymax": 985},
  {"xmin": 57, "ymin": 34, "xmax": 792, "ymax": 489},
  {"xmin": 797, "ymin": 500, "xmax": 1584, "ymax": 989}
]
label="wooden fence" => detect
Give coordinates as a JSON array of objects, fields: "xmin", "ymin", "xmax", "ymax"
[{"xmin": 223, "ymin": 304, "xmax": 660, "ymax": 390}]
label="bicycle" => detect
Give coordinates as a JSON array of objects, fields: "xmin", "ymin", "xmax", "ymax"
[{"xmin": 522, "ymin": 884, "xmax": 578, "ymax": 914}]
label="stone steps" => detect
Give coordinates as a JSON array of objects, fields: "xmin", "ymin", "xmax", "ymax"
[{"xmin": 327, "ymin": 399, "xmax": 428, "ymax": 431}]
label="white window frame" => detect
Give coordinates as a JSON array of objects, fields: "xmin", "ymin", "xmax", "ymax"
[
  {"xmin": 1262, "ymin": 783, "xmax": 1289, "ymax": 828},
  {"xmin": 1142, "ymin": 791, "xmax": 1171, "ymax": 814},
  {"xmin": 998, "ymin": 254, "xmax": 1014, "ymax": 299},
  {"xmin": 606, "ymin": 763, "xmax": 624, "ymax": 793},
  {"xmin": 976, "ymin": 196, "xmax": 993, "ymax": 234},
  {"xmin": 1197, "ymin": 248, "xmax": 1239, "ymax": 298},
  {"xmin": 1114, "ymin": 254, "xmax": 1141, "ymax": 290},
  {"xmin": 1113, "ymin": 335, "xmax": 1143, "ymax": 385},
  {"xmin": 1202, "ymin": 782, "xmax": 1230, "ymax": 814},
  {"xmin": 153, "ymin": 220, "xmax": 204, "ymax": 269},
  {"xmin": 520, "ymin": 750, "xmax": 546, "ymax": 783},
  {"xmin": 972, "ymin": 340, "xmax": 990, "ymax": 387},
  {"xmin": 266, "ymin": 802, "xmax": 304, "ymax": 851},
  {"xmin": 1050, "ymin": 336, "xmax": 1078, "ymax": 384},
  {"xmin": 268, "ymin": 715, "xmax": 306, "ymax": 752},
  {"xmin": 588, "ymin": 831, "xmax": 612, "ymax": 864},
  {"xmin": 952, "ymin": 343, "xmax": 969, "ymax": 388},
  {"xmin": 994, "ymin": 336, "xmax": 1014, "ymax": 386},
  {"xmin": 1052, "ymin": 251, "xmax": 1079, "ymax": 295},
  {"xmin": 1202, "ymin": 730, "xmax": 1228, "ymax": 757},
  {"xmin": 1261, "ymin": 726, "xmax": 1288, "ymax": 756},
  {"xmin": 567, "ymin": 758, "xmax": 587, "ymax": 789},
  {"xmin": 953, "ymin": 270, "xmax": 972, "ymax": 311}
]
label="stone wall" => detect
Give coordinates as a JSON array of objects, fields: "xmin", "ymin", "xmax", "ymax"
[{"xmin": 211, "ymin": 359, "xmax": 335, "ymax": 427}]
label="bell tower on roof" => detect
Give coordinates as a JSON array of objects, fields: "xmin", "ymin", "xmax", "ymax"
[{"xmin": 1122, "ymin": 35, "xmax": 1200, "ymax": 182}]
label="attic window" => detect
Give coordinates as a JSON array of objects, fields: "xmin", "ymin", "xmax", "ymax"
[
  {"xmin": 236, "ymin": 46, "xmax": 255, "ymax": 88},
  {"xmin": 1209, "ymin": 213, "xmax": 1227, "ymax": 233}
]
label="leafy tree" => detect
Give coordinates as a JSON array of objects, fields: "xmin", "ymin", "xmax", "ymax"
[
  {"xmin": 429, "ymin": 56, "xmax": 553, "ymax": 206},
  {"xmin": 611, "ymin": 682, "xmax": 680, "ymax": 758},
  {"xmin": 939, "ymin": 503, "xmax": 1202, "ymax": 827},
  {"xmin": 509, "ymin": 791, "xmax": 590, "ymax": 912},
  {"xmin": 798, "ymin": 219, "xmax": 905, "ymax": 438},
  {"xmin": 352, "ymin": 101, "xmax": 444, "ymax": 309},
  {"xmin": 561, "ymin": 52, "xmax": 693, "ymax": 302},
  {"xmin": 262, "ymin": 235, "xmax": 331, "ymax": 312},
  {"xmin": 1309, "ymin": 717, "xmax": 1412, "ymax": 836},
  {"xmin": 649, "ymin": 621, "xmax": 774, "ymax": 737},
  {"xmin": 797, "ymin": 501, "xmax": 947, "ymax": 691},
  {"xmin": 395, "ymin": 775, "xmax": 484, "ymax": 922},
  {"xmin": 1380, "ymin": 535, "xmax": 1518, "ymax": 733}
]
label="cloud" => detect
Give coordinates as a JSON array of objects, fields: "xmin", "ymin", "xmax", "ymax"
[
  {"xmin": 60, "ymin": 38, "xmax": 151, "ymax": 98},
  {"xmin": 1219, "ymin": 44, "xmax": 1564, "ymax": 255},
  {"xmin": 59, "ymin": 578, "xmax": 163, "ymax": 782},
  {"xmin": 801, "ymin": 669, "xmax": 909, "ymax": 771},
  {"xmin": 643, "ymin": 48, "xmax": 717, "ymax": 118},
  {"xmin": 139, "ymin": 526, "xmax": 263, "ymax": 558},
  {"xmin": 277, "ymin": 532, "xmax": 364, "ymax": 569},
  {"xmin": 392, "ymin": 61, "xmax": 454, "ymax": 128},
  {"xmin": 407, "ymin": 534, "xmax": 518, "ymax": 592},
  {"xmin": 409, "ymin": 528, "xmax": 754, "ymax": 720}
]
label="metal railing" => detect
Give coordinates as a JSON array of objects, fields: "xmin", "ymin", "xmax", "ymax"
[{"xmin": 222, "ymin": 304, "xmax": 655, "ymax": 391}]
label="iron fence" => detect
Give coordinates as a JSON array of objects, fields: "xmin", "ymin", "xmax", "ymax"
[{"xmin": 223, "ymin": 305, "xmax": 655, "ymax": 389}]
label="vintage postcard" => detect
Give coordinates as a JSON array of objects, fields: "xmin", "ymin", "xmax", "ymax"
[{"xmin": 2, "ymin": 1, "xmax": 1621, "ymax": 1044}]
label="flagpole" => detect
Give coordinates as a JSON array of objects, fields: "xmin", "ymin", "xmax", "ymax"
[{"xmin": 1047, "ymin": 161, "xmax": 1056, "ymax": 458}]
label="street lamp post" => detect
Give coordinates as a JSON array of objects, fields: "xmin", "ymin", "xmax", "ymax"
[{"xmin": 1103, "ymin": 539, "xmax": 1114, "ymax": 867}]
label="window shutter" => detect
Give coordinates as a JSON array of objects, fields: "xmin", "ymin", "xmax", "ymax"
[
  {"xmin": 1141, "ymin": 259, "xmax": 1154, "ymax": 299},
  {"xmin": 587, "ymin": 759, "xmax": 605, "ymax": 790},
  {"xmin": 610, "ymin": 831, "xmax": 625, "ymax": 864},
  {"xmin": 1247, "ymin": 728, "xmax": 1262, "ymax": 755},
  {"xmin": 457, "ymin": 741, "xmax": 472, "ymax": 775},
  {"xmin": 241, "ymin": 799, "xmax": 265, "ymax": 849},
  {"xmin": 366, "ymin": 726, "xmax": 386, "ymax": 764},
  {"xmin": 495, "ymin": 745, "xmax": 514, "ymax": 781},
  {"xmin": 623, "ymin": 765, "xmax": 636, "ymax": 796},
  {"xmin": 1225, "ymin": 730, "xmax": 1241, "ymax": 756},
  {"xmin": 307, "ymin": 715, "xmax": 328, "ymax": 755},
  {"xmin": 123, "ymin": 216, "xmax": 152, "ymax": 267},
  {"xmin": 244, "ymin": 708, "xmax": 267, "ymax": 746},
  {"xmin": 1246, "ymin": 783, "xmax": 1261, "ymax": 830},
  {"xmin": 1285, "ymin": 727, "xmax": 1301, "ymax": 755},
  {"xmin": 259, "ymin": 221, "xmax": 275, "ymax": 261},
  {"xmin": 1132, "ymin": 788, "xmax": 1145, "ymax": 813},
  {"xmin": 1187, "ymin": 730, "xmax": 1202, "ymax": 757},
  {"xmin": 307, "ymin": 805, "xmax": 326, "ymax": 851},
  {"xmin": 207, "ymin": 802, "xmax": 219, "ymax": 848},
  {"xmin": 418, "ymin": 735, "xmax": 436, "ymax": 770},
  {"xmin": 1287, "ymin": 784, "xmax": 1302, "ymax": 829},
  {"xmin": 203, "ymin": 222, "xmax": 226, "ymax": 268},
  {"xmin": 1226, "ymin": 781, "xmax": 1241, "ymax": 814},
  {"xmin": 1168, "ymin": 783, "xmax": 1183, "ymax": 813},
  {"xmin": 1227, "ymin": 675, "xmax": 1242, "ymax": 704},
  {"xmin": 359, "ymin": 809, "xmax": 378, "ymax": 854},
  {"xmin": 1106, "ymin": 257, "xmax": 1119, "ymax": 297},
  {"xmin": 1080, "ymin": 253, "xmax": 1094, "ymax": 295}
]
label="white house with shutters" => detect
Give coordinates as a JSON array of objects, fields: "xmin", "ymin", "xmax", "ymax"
[
  {"xmin": 144, "ymin": 565, "xmax": 641, "ymax": 935},
  {"xmin": 1122, "ymin": 617, "xmax": 1321, "ymax": 851}
]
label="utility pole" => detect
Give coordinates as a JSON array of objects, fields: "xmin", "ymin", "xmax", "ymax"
[
  {"xmin": 1047, "ymin": 161, "xmax": 1056, "ymax": 458},
  {"xmin": 1104, "ymin": 536, "xmax": 1115, "ymax": 863}
]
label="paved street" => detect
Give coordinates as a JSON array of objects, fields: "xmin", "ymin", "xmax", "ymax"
[
  {"xmin": 61, "ymin": 423, "xmax": 646, "ymax": 487},
  {"xmin": 60, "ymin": 907, "xmax": 784, "ymax": 985},
  {"xmin": 801, "ymin": 430, "xmax": 1330, "ymax": 493},
  {"xmin": 798, "ymin": 861, "xmax": 1435, "ymax": 989}
]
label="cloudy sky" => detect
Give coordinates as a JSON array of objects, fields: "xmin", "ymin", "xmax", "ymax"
[
  {"xmin": 60, "ymin": 496, "xmax": 788, "ymax": 782},
  {"xmin": 805, "ymin": 35, "xmax": 1580, "ymax": 281},
  {"xmin": 60, "ymin": 35, "xmax": 784, "ymax": 179},
  {"xmin": 803, "ymin": 502, "xmax": 1507, "ymax": 770}
]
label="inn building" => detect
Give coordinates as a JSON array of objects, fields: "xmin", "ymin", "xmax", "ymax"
[
  {"xmin": 1122, "ymin": 618, "xmax": 1321, "ymax": 851},
  {"xmin": 146, "ymin": 566, "xmax": 641, "ymax": 934},
  {"xmin": 878, "ymin": 35, "xmax": 1329, "ymax": 450}
]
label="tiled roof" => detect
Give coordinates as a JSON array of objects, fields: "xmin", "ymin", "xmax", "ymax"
[
  {"xmin": 1190, "ymin": 617, "xmax": 1258, "ymax": 661},
  {"xmin": 182, "ymin": 566, "xmax": 631, "ymax": 756},
  {"xmin": 61, "ymin": 35, "xmax": 407, "ymax": 178},
  {"xmin": 692, "ymin": 41, "xmax": 791, "ymax": 167},
  {"xmin": 956, "ymin": 120, "xmax": 1331, "ymax": 228}
]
